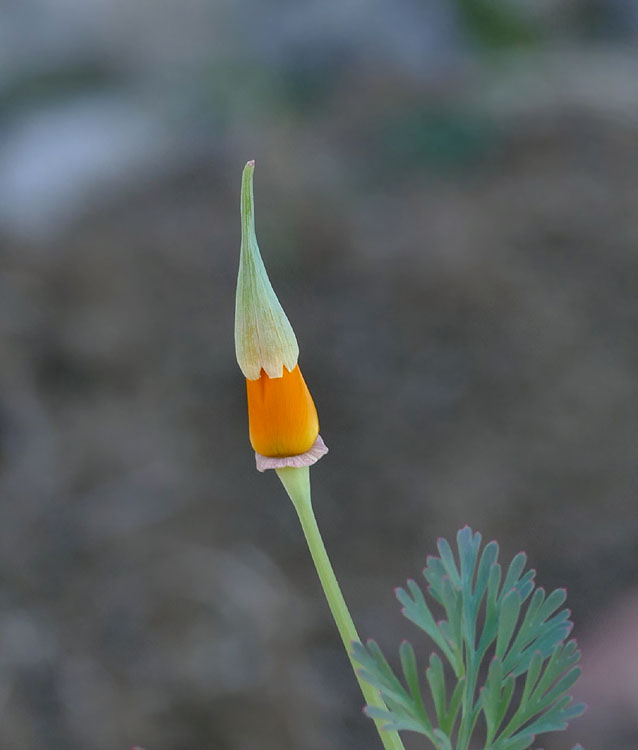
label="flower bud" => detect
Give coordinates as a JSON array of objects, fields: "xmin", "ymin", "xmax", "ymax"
[{"xmin": 234, "ymin": 161, "xmax": 328, "ymax": 472}]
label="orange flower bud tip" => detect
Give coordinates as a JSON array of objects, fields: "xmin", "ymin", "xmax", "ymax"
[{"xmin": 246, "ymin": 363, "xmax": 325, "ymax": 458}]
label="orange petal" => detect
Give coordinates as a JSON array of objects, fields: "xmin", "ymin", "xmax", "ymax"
[{"xmin": 246, "ymin": 365, "xmax": 319, "ymax": 457}]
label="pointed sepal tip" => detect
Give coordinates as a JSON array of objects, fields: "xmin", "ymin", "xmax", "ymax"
[{"xmin": 235, "ymin": 160, "xmax": 299, "ymax": 380}]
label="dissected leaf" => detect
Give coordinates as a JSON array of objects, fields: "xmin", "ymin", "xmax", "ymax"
[
  {"xmin": 426, "ymin": 652, "xmax": 446, "ymax": 725},
  {"xmin": 496, "ymin": 590, "xmax": 521, "ymax": 660},
  {"xmin": 351, "ymin": 529, "xmax": 584, "ymax": 750},
  {"xmin": 442, "ymin": 675, "xmax": 465, "ymax": 736},
  {"xmin": 399, "ymin": 640, "xmax": 432, "ymax": 730}
]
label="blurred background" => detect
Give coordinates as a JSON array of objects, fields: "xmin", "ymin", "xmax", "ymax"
[{"xmin": 1, "ymin": 1, "xmax": 638, "ymax": 748}]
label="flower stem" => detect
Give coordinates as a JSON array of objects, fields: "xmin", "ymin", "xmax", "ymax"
[{"xmin": 276, "ymin": 466, "xmax": 405, "ymax": 750}]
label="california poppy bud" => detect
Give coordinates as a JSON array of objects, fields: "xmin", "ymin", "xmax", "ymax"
[{"xmin": 235, "ymin": 161, "xmax": 328, "ymax": 472}]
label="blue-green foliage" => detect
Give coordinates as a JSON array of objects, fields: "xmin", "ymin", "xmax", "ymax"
[{"xmin": 352, "ymin": 527, "xmax": 585, "ymax": 750}]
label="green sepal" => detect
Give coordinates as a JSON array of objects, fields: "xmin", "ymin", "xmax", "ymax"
[{"xmin": 235, "ymin": 161, "xmax": 299, "ymax": 379}]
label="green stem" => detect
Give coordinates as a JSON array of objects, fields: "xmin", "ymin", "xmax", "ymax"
[{"xmin": 277, "ymin": 466, "xmax": 406, "ymax": 750}]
